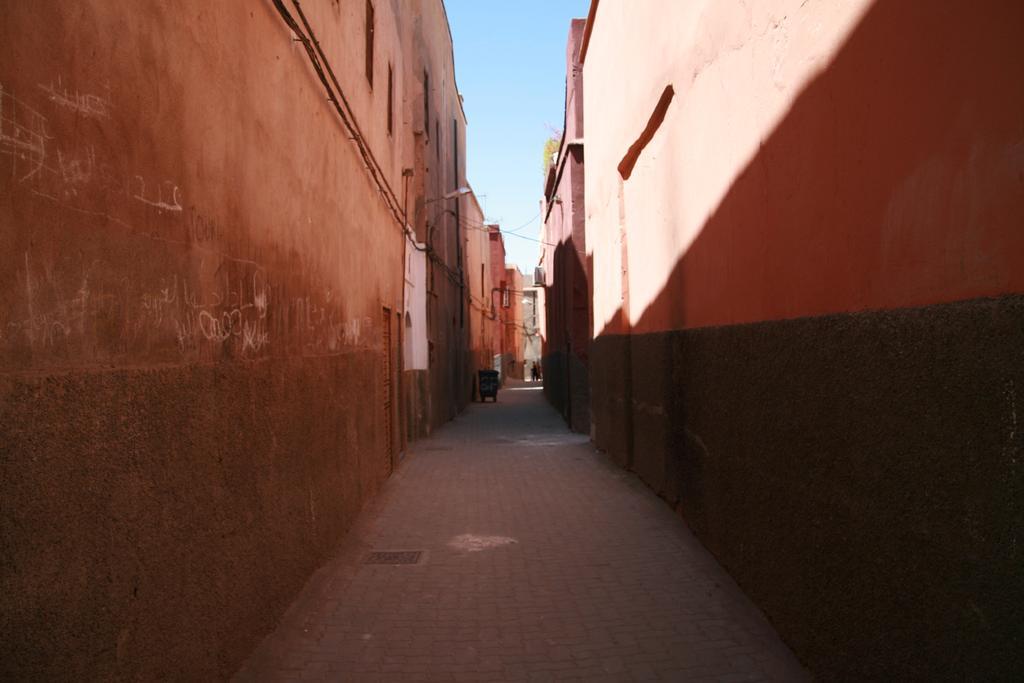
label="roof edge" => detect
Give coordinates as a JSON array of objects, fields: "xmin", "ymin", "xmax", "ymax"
[{"xmin": 578, "ymin": 0, "xmax": 600, "ymax": 64}]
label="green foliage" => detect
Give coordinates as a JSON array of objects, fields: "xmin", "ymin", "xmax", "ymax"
[{"xmin": 542, "ymin": 133, "xmax": 561, "ymax": 175}]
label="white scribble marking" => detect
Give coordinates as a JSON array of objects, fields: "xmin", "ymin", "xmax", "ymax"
[
  {"xmin": 447, "ymin": 534, "xmax": 518, "ymax": 553},
  {"xmin": 0, "ymin": 82, "xmax": 51, "ymax": 181},
  {"xmin": 253, "ymin": 279, "xmax": 268, "ymax": 319},
  {"xmin": 175, "ymin": 312, "xmax": 198, "ymax": 352},
  {"xmin": 242, "ymin": 320, "xmax": 269, "ymax": 353},
  {"xmin": 198, "ymin": 308, "xmax": 242, "ymax": 343},
  {"xmin": 342, "ymin": 317, "xmax": 362, "ymax": 345},
  {"xmin": 133, "ymin": 176, "xmax": 183, "ymax": 212},
  {"xmin": 57, "ymin": 146, "xmax": 96, "ymax": 186},
  {"xmin": 140, "ymin": 276, "xmax": 178, "ymax": 325},
  {"xmin": 38, "ymin": 77, "xmax": 111, "ymax": 118},
  {"xmin": 14, "ymin": 250, "xmax": 73, "ymax": 350}
]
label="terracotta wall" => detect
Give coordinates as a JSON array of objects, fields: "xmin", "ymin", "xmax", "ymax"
[
  {"xmin": 521, "ymin": 282, "xmax": 542, "ymax": 379},
  {"xmin": 464, "ymin": 188, "xmax": 499, "ymax": 385},
  {"xmin": 583, "ymin": 0, "xmax": 1024, "ymax": 678},
  {"xmin": 0, "ymin": 1, "xmax": 463, "ymax": 678},
  {"xmin": 406, "ymin": 0, "xmax": 471, "ymax": 430},
  {"xmin": 542, "ymin": 19, "xmax": 590, "ymax": 433},
  {"xmin": 585, "ymin": 0, "xmax": 1024, "ymax": 336},
  {"xmin": 500, "ymin": 266, "xmax": 525, "ymax": 379},
  {"xmin": 487, "ymin": 227, "xmax": 507, "ymax": 374}
]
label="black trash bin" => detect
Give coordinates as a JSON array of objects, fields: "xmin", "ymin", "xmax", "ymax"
[{"xmin": 478, "ymin": 369, "xmax": 499, "ymax": 402}]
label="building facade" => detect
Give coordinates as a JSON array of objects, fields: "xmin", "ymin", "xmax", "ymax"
[
  {"xmin": 581, "ymin": 0, "xmax": 1024, "ymax": 679},
  {"xmin": 521, "ymin": 272, "xmax": 543, "ymax": 381},
  {"xmin": 464, "ymin": 188, "xmax": 501, "ymax": 395},
  {"xmin": 0, "ymin": 1, "xmax": 470, "ymax": 678},
  {"xmin": 539, "ymin": 19, "xmax": 591, "ymax": 433},
  {"xmin": 406, "ymin": 1, "xmax": 472, "ymax": 431},
  {"xmin": 487, "ymin": 226, "xmax": 507, "ymax": 377},
  {"xmin": 501, "ymin": 266, "xmax": 526, "ymax": 380}
]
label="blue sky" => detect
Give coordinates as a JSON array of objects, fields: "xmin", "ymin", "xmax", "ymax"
[{"xmin": 446, "ymin": 0, "xmax": 590, "ymax": 273}]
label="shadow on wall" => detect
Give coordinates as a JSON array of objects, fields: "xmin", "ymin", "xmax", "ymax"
[
  {"xmin": 592, "ymin": 1, "xmax": 1024, "ymax": 680},
  {"xmin": 543, "ymin": 234, "xmax": 591, "ymax": 434}
]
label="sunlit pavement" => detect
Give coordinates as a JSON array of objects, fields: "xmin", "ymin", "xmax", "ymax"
[{"xmin": 236, "ymin": 380, "xmax": 808, "ymax": 682}]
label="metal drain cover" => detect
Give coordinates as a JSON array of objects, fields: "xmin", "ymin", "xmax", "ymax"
[{"xmin": 364, "ymin": 550, "xmax": 423, "ymax": 565}]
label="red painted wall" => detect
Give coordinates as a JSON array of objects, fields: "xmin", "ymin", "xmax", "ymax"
[
  {"xmin": 631, "ymin": 0, "xmax": 1024, "ymax": 334},
  {"xmin": 583, "ymin": 3, "xmax": 1024, "ymax": 678},
  {"xmin": 541, "ymin": 19, "xmax": 591, "ymax": 432},
  {"xmin": 0, "ymin": 1, "xmax": 463, "ymax": 678}
]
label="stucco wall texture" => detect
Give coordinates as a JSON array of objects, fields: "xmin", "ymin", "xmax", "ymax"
[
  {"xmin": 411, "ymin": 0, "xmax": 471, "ymax": 431},
  {"xmin": 591, "ymin": 297, "xmax": 1024, "ymax": 681},
  {"xmin": 465, "ymin": 192, "xmax": 502, "ymax": 390},
  {"xmin": 583, "ymin": 0, "xmax": 1024, "ymax": 679},
  {"xmin": 542, "ymin": 20, "xmax": 590, "ymax": 433},
  {"xmin": 501, "ymin": 266, "xmax": 525, "ymax": 380},
  {"xmin": 584, "ymin": 0, "xmax": 1024, "ymax": 335},
  {"xmin": 0, "ymin": 1, "xmax": 459, "ymax": 678}
]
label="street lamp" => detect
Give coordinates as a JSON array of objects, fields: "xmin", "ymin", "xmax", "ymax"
[
  {"xmin": 424, "ymin": 186, "xmax": 471, "ymax": 205},
  {"xmin": 422, "ymin": 186, "xmax": 471, "ymax": 330}
]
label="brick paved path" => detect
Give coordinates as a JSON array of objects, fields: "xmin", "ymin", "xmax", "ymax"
[{"xmin": 236, "ymin": 381, "xmax": 808, "ymax": 682}]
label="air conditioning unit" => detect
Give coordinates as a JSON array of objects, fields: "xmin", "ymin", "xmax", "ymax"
[{"xmin": 534, "ymin": 266, "xmax": 546, "ymax": 284}]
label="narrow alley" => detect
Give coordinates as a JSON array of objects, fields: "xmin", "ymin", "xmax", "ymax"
[
  {"xmin": 3, "ymin": 1, "xmax": 1022, "ymax": 679},
  {"xmin": 237, "ymin": 382, "xmax": 806, "ymax": 682}
]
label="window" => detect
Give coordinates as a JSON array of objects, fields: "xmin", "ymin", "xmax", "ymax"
[
  {"xmin": 364, "ymin": 0, "xmax": 374, "ymax": 87},
  {"xmin": 435, "ymin": 121, "xmax": 440, "ymax": 159},
  {"xmin": 387, "ymin": 63, "xmax": 393, "ymax": 135}
]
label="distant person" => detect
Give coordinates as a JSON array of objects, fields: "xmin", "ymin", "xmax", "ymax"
[{"xmin": 530, "ymin": 363, "xmax": 539, "ymax": 382}]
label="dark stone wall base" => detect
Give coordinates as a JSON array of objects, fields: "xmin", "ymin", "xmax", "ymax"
[
  {"xmin": 403, "ymin": 369, "xmax": 431, "ymax": 440},
  {"xmin": 0, "ymin": 354, "xmax": 389, "ymax": 680},
  {"xmin": 592, "ymin": 295, "xmax": 1024, "ymax": 681},
  {"xmin": 542, "ymin": 350, "xmax": 591, "ymax": 434}
]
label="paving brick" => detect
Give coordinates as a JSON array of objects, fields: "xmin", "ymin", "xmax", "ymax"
[{"xmin": 234, "ymin": 382, "xmax": 809, "ymax": 681}]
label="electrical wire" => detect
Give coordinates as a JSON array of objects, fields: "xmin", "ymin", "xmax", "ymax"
[
  {"xmin": 505, "ymin": 211, "xmax": 541, "ymax": 234},
  {"xmin": 273, "ymin": 4, "xmax": 576, "ymax": 305},
  {"xmin": 273, "ymin": 0, "xmax": 475, "ymax": 295},
  {"xmin": 457, "ymin": 216, "xmax": 587, "ymax": 255},
  {"xmin": 272, "ymin": 0, "xmax": 404, "ymax": 228},
  {"xmin": 439, "ymin": 208, "xmax": 585, "ymax": 257}
]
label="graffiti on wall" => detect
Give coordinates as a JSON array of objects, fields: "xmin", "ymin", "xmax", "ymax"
[{"xmin": 0, "ymin": 77, "xmax": 372, "ymax": 368}]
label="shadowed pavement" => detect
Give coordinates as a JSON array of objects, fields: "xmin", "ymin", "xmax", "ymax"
[{"xmin": 236, "ymin": 380, "xmax": 807, "ymax": 681}]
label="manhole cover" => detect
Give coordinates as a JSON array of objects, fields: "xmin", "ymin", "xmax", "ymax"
[{"xmin": 363, "ymin": 551, "xmax": 423, "ymax": 565}]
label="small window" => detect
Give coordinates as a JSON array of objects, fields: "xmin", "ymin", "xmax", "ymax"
[
  {"xmin": 364, "ymin": 0, "xmax": 374, "ymax": 87},
  {"xmin": 435, "ymin": 121, "xmax": 440, "ymax": 159},
  {"xmin": 387, "ymin": 63, "xmax": 393, "ymax": 135}
]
